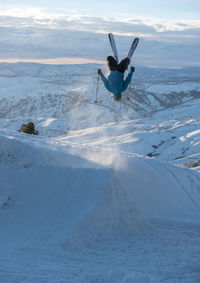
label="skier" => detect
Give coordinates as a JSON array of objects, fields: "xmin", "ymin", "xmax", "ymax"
[{"xmin": 98, "ymin": 56, "xmax": 135, "ymax": 101}]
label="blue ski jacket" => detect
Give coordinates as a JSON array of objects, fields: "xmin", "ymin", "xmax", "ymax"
[{"xmin": 100, "ymin": 70, "xmax": 133, "ymax": 98}]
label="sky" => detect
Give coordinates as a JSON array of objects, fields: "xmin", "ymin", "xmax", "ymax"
[
  {"xmin": 1, "ymin": 0, "xmax": 200, "ymax": 20},
  {"xmin": 0, "ymin": 1, "xmax": 200, "ymax": 67}
]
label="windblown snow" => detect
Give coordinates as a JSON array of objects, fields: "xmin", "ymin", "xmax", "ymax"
[{"xmin": 0, "ymin": 62, "xmax": 200, "ymax": 282}]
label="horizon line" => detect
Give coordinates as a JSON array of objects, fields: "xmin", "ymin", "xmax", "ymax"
[
  {"xmin": 0, "ymin": 57, "xmax": 199, "ymax": 69},
  {"xmin": 0, "ymin": 57, "xmax": 105, "ymax": 65}
]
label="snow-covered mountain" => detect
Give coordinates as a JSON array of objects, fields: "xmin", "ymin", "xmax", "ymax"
[
  {"xmin": 0, "ymin": 63, "xmax": 200, "ymax": 123},
  {"xmin": 0, "ymin": 62, "xmax": 200, "ymax": 282}
]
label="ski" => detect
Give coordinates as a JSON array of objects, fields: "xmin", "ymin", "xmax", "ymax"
[
  {"xmin": 108, "ymin": 33, "xmax": 119, "ymax": 63},
  {"xmin": 127, "ymin": 38, "xmax": 139, "ymax": 60}
]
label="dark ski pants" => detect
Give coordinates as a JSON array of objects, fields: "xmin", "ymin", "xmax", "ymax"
[{"xmin": 107, "ymin": 56, "xmax": 130, "ymax": 73}]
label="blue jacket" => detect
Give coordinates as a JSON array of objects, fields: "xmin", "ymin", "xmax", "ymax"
[{"xmin": 100, "ymin": 70, "xmax": 133, "ymax": 98}]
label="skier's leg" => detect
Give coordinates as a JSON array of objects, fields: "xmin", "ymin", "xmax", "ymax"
[
  {"xmin": 117, "ymin": 58, "xmax": 130, "ymax": 73},
  {"xmin": 107, "ymin": 56, "xmax": 118, "ymax": 71}
]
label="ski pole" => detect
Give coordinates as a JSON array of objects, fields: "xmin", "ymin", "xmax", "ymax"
[
  {"xmin": 129, "ymin": 77, "xmax": 132, "ymax": 92},
  {"xmin": 95, "ymin": 73, "xmax": 100, "ymax": 103}
]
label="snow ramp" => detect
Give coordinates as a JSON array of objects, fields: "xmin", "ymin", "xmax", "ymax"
[
  {"xmin": 0, "ymin": 133, "xmax": 200, "ymax": 252},
  {"xmin": 0, "ymin": 165, "xmax": 146, "ymax": 251}
]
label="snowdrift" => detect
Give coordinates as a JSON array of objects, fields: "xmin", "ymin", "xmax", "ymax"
[{"xmin": 0, "ymin": 132, "xmax": 200, "ymax": 251}]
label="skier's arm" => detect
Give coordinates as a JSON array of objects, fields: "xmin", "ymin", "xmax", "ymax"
[
  {"xmin": 98, "ymin": 70, "xmax": 111, "ymax": 92},
  {"xmin": 122, "ymin": 67, "xmax": 134, "ymax": 91}
]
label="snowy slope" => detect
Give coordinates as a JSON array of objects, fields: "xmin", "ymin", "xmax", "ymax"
[
  {"xmin": 0, "ymin": 130, "xmax": 200, "ymax": 282},
  {"xmin": 0, "ymin": 63, "xmax": 200, "ymax": 282},
  {"xmin": 0, "ymin": 63, "xmax": 200, "ymax": 124}
]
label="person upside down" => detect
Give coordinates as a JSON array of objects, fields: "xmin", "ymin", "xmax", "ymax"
[{"xmin": 98, "ymin": 56, "xmax": 135, "ymax": 101}]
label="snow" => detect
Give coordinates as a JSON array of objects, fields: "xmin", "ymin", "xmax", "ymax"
[
  {"xmin": 147, "ymin": 82, "xmax": 200, "ymax": 94},
  {"xmin": 1, "ymin": 130, "xmax": 200, "ymax": 282},
  {"xmin": 0, "ymin": 62, "xmax": 200, "ymax": 282}
]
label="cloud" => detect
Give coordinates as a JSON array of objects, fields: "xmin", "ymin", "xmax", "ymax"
[
  {"xmin": 1, "ymin": 7, "xmax": 199, "ymax": 35},
  {"xmin": 0, "ymin": 7, "xmax": 199, "ymax": 67}
]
